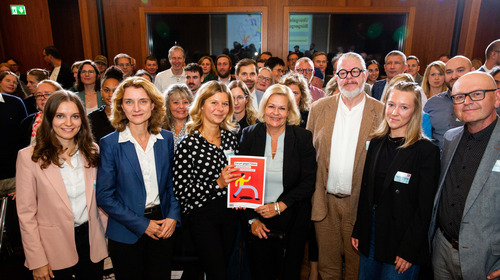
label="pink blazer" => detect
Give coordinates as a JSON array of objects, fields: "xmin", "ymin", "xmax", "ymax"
[{"xmin": 16, "ymin": 146, "xmax": 108, "ymax": 271}]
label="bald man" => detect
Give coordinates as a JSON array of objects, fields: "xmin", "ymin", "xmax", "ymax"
[
  {"xmin": 424, "ymin": 56, "xmax": 475, "ymax": 149},
  {"xmin": 429, "ymin": 72, "xmax": 500, "ymax": 279},
  {"xmin": 478, "ymin": 39, "xmax": 500, "ymax": 72}
]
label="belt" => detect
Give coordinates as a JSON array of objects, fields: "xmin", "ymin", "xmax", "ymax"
[
  {"xmin": 440, "ymin": 227, "xmax": 459, "ymax": 250},
  {"xmin": 144, "ymin": 205, "xmax": 161, "ymax": 215},
  {"xmin": 328, "ymin": 193, "xmax": 350, "ymax": 199}
]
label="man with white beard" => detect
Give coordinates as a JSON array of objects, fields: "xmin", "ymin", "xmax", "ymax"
[{"xmin": 306, "ymin": 52, "xmax": 384, "ymax": 280}]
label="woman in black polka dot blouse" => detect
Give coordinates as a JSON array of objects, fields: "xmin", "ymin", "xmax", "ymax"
[{"xmin": 173, "ymin": 81, "xmax": 240, "ymax": 280}]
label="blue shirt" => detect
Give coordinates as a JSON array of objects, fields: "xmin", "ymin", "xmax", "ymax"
[{"xmin": 423, "ymin": 90, "xmax": 463, "ymax": 150}]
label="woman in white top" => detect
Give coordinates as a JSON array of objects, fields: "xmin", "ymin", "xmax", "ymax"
[{"xmin": 16, "ymin": 90, "xmax": 107, "ymax": 280}]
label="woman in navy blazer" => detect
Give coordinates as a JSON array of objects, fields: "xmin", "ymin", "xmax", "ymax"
[
  {"xmin": 96, "ymin": 77, "xmax": 180, "ymax": 280},
  {"xmin": 352, "ymin": 82, "xmax": 440, "ymax": 280},
  {"xmin": 239, "ymin": 84, "xmax": 317, "ymax": 280}
]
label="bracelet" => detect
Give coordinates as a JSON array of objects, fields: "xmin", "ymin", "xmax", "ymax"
[
  {"xmin": 274, "ymin": 202, "xmax": 278, "ymax": 213},
  {"xmin": 277, "ymin": 202, "xmax": 281, "ymax": 215}
]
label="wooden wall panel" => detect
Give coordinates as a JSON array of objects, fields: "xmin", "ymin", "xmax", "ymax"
[
  {"xmin": 0, "ymin": 0, "xmax": 53, "ymax": 72},
  {"xmin": 472, "ymin": 0, "xmax": 500, "ymax": 61}
]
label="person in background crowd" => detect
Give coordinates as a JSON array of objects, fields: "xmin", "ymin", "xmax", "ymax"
[
  {"xmin": 405, "ymin": 55, "xmax": 423, "ymax": 85},
  {"xmin": 372, "ymin": 51, "xmax": 408, "ymax": 100},
  {"xmin": 144, "ymin": 55, "xmax": 159, "ymax": 82},
  {"xmin": 240, "ymin": 84, "xmax": 316, "ymax": 280},
  {"xmin": 235, "ymin": 58, "xmax": 259, "ymax": 110},
  {"xmin": 70, "ymin": 61, "xmax": 84, "ymax": 92},
  {"xmin": 0, "ymin": 70, "xmax": 26, "ymax": 99},
  {"xmin": 184, "ymin": 63, "xmax": 203, "ymax": 96},
  {"xmin": 287, "ymin": 53, "xmax": 299, "ymax": 72},
  {"xmin": 42, "ymin": 46, "xmax": 75, "ymax": 89},
  {"xmin": 198, "ymin": 56, "xmax": 218, "ymax": 83},
  {"xmin": 134, "ymin": 70, "xmax": 153, "ymax": 83},
  {"xmin": 307, "ymin": 52, "xmax": 384, "ymax": 279},
  {"xmin": 422, "ymin": 61, "xmax": 447, "ymax": 99},
  {"xmin": 216, "ymin": 54, "xmax": 235, "ymax": 85},
  {"xmin": 173, "ymin": 81, "xmax": 239, "ymax": 280},
  {"xmin": 155, "ymin": 46, "xmax": 186, "ymax": 93},
  {"xmin": 162, "ymin": 83, "xmax": 194, "ymax": 150},
  {"xmin": 254, "ymin": 67, "xmax": 274, "ymax": 105},
  {"xmin": 312, "ymin": 52, "xmax": 328, "ymax": 79},
  {"xmin": 94, "ymin": 55, "xmax": 108, "ymax": 74},
  {"xmin": 97, "ymin": 77, "xmax": 180, "ymax": 280},
  {"xmin": 265, "ymin": 57, "xmax": 286, "ymax": 83},
  {"xmin": 114, "ymin": 53, "xmax": 134, "ymax": 78},
  {"xmin": 88, "ymin": 66, "xmax": 124, "ymax": 144},
  {"xmin": 20, "ymin": 80, "xmax": 63, "ymax": 148},
  {"xmin": 228, "ymin": 80, "xmax": 258, "ymax": 139},
  {"xmin": 324, "ymin": 76, "xmax": 340, "ymax": 97},
  {"xmin": 16, "ymin": 90, "xmax": 108, "ymax": 280},
  {"xmin": 23, "ymin": 69, "xmax": 50, "ymax": 115},
  {"xmin": 281, "ymin": 72, "xmax": 312, "ymax": 128},
  {"xmin": 477, "ymin": 39, "xmax": 500, "ymax": 72},
  {"xmin": 295, "ymin": 57, "xmax": 325, "ymax": 102},
  {"xmin": 75, "ymin": 60, "xmax": 103, "ymax": 113},
  {"xmin": 258, "ymin": 52, "xmax": 272, "ymax": 62},
  {"xmin": 352, "ymin": 82, "xmax": 440, "ymax": 280},
  {"xmin": 366, "ymin": 60, "xmax": 380, "ymax": 86}
]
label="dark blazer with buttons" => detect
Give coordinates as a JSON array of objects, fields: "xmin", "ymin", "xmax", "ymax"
[
  {"xmin": 239, "ymin": 123, "xmax": 317, "ymax": 225},
  {"xmin": 96, "ymin": 129, "xmax": 181, "ymax": 244},
  {"xmin": 371, "ymin": 79, "xmax": 387, "ymax": 101},
  {"xmin": 352, "ymin": 136, "xmax": 440, "ymax": 265}
]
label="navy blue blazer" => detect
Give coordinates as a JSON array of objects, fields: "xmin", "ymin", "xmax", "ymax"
[
  {"xmin": 371, "ymin": 79, "xmax": 387, "ymax": 101},
  {"xmin": 96, "ymin": 129, "xmax": 181, "ymax": 244}
]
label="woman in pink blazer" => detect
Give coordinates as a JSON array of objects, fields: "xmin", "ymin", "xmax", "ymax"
[{"xmin": 16, "ymin": 90, "xmax": 107, "ymax": 280}]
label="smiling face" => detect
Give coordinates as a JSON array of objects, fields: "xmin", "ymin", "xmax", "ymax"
[
  {"xmin": 313, "ymin": 54, "xmax": 328, "ymax": 74},
  {"xmin": 367, "ymin": 63, "xmax": 379, "ymax": 83},
  {"xmin": 80, "ymin": 64, "xmax": 97, "ymax": 85},
  {"xmin": 231, "ymin": 87, "xmax": 248, "ymax": 115},
  {"xmin": 121, "ymin": 87, "xmax": 154, "ymax": 128},
  {"xmin": 52, "ymin": 101, "xmax": 82, "ymax": 145},
  {"xmin": 295, "ymin": 60, "xmax": 314, "ymax": 83},
  {"xmin": 236, "ymin": 64, "xmax": 257, "ymax": 91},
  {"xmin": 101, "ymin": 78, "xmax": 120, "ymax": 107},
  {"xmin": 169, "ymin": 96, "xmax": 190, "ymax": 121},
  {"xmin": 264, "ymin": 94, "xmax": 289, "ymax": 130},
  {"xmin": 385, "ymin": 89, "xmax": 415, "ymax": 137},
  {"xmin": 0, "ymin": 74, "xmax": 18, "ymax": 94},
  {"xmin": 145, "ymin": 59, "xmax": 158, "ymax": 75},
  {"xmin": 200, "ymin": 59, "xmax": 212, "ymax": 75},
  {"xmin": 201, "ymin": 91, "xmax": 230, "ymax": 127},
  {"xmin": 256, "ymin": 69, "xmax": 273, "ymax": 92},
  {"xmin": 35, "ymin": 83, "xmax": 57, "ymax": 112},
  {"xmin": 337, "ymin": 57, "xmax": 366, "ymax": 98},
  {"xmin": 116, "ymin": 57, "xmax": 132, "ymax": 77},
  {"xmin": 169, "ymin": 49, "xmax": 185, "ymax": 72}
]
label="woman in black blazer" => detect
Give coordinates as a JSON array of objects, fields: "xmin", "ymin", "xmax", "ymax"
[
  {"xmin": 351, "ymin": 82, "xmax": 440, "ymax": 280},
  {"xmin": 239, "ymin": 84, "xmax": 317, "ymax": 280}
]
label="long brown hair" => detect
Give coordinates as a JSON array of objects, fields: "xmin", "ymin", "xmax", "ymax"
[{"xmin": 32, "ymin": 90, "xmax": 99, "ymax": 168}]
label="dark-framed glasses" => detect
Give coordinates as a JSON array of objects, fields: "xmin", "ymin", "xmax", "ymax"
[
  {"xmin": 451, "ymin": 89, "xmax": 497, "ymax": 104},
  {"xmin": 295, "ymin": 68, "xmax": 314, "ymax": 74},
  {"xmin": 258, "ymin": 75, "xmax": 272, "ymax": 83},
  {"xmin": 81, "ymin": 70, "xmax": 96, "ymax": 75},
  {"xmin": 35, "ymin": 93, "xmax": 52, "ymax": 100},
  {"xmin": 336, "ymin": 67, "xmax": 364, "ymax": 79}
]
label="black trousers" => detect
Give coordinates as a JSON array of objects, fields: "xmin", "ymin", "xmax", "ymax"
[
  {"xmin": 52, "ymin": 222, "xmax": 104, "ymax": 280},
  {"xmin": 188, "ymin": 196, "xmax": 238, "ymax": 280},
  {"xmin": 108, "ymin": 209, "xmax": 175, "ymax": 280}
]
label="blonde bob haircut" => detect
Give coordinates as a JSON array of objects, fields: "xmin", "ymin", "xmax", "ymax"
[
  {"xmin": 372, "ymin": 81, "xmax": 424, "ymax": 148},
  {"xmin": 162, "ymin": 83, "xmax": 194, "ymax": 131},
  {"xmin": 110, "ymin": 77, "xmax": 166, "ymax": 134},
  {"xmin": 186, "ymin": 80, "xmax": 237, "ymax": 134},
  {"xmin": 421, "ymin": 60, "xmax": 447, "ymax": 99},
  {"xmin": 228, "ymin": 80, "xmax": 258, "ymax": 126},
  {"xmin": 258, "ymin": 84, "xmax": 301, "ymax": 126},
  {"xmin": 280, "ymin": 72, "xmax": 311, "ymax": 112}
]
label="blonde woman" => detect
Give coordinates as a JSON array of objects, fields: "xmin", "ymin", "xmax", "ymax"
[
  {"xmin": 421, "ymin": 61, "xmax": 447, "ymax": 99},
  {"xmin": 280, "ymin": 72, "xmax": 312, "ymax": 128}
]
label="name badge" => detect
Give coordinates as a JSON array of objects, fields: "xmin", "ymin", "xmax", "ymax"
[
  {"xmin": 493, "ymin": 160, "xmax": 500, "ymax": 173},
  {"xmin": 366, "ymin": 141, "xmax": 370, "ymax": 151},
  {"xmin": 224, "ymin": 148, "xmax": 235, "ymax": 164},
  {"xmin": 394, "ymin": 171, "xmax": 411, "ymax": 184}
]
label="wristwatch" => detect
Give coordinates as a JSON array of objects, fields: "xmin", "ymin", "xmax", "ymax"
[{"xmin": 248, "ymin": 218, "xmax": 258, "ymax": 225}]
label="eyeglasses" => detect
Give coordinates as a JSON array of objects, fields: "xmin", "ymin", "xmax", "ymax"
[
  {"xmin": 81, "ymin": 70, "xmax": 96, "ymax": 75},
  {"xmin": 118, "ymin": 63, "xmax": 131, "ymax": 68},
  {"xmin": 233, "ymin": 95, "xmax": 247, "ymax": 102},
  {"xmin": 295, "ymin": 68, "xmax": 314, "ymax": 74},
  {"xmin": 451, "ymin": 89, "xmax": 497, "ymax": 104},
  {"xmin": 35, "ymin": 93, "xmax": 52, "ymax": 100},
  {"xmin": 258, "ymin": 75, "xmax": 272, "ymax": 83},
  {"xmin": 336, "ymin": 68, "xmax": 364, "ymax": 79}
]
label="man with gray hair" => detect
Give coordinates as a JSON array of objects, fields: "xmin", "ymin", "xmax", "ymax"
[
  {"xmin": 372, "ymin": 50, "xmax": 408, "ymax": 100},
  {"xmin": 114, "ymin": 53, "xmax": 133, "ymax": 78},
  {"xmin": 307, "ymin": 52, "xmax": 384, "ymax": 279},
  {"xmin": 295, "ymin": 57, "xmax": 325, "ymax": 101},
  {"xmin": 478, "ymin": 39, "xmax": 500, "ymax": 72},
  {"xmin": 154, "ymin": 46, "xmax": 186, "ymax": 93}
]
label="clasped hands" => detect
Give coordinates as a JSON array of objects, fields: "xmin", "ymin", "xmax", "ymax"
[{"xmin": 145, "ymin": 218, "xmax": 177, "ymax": 240}]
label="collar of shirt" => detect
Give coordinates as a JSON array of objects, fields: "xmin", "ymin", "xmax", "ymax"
[
  {"xmin": 118, "ymin": 125, "xmax": 163, "ymax": 153},
  {"xmin": 168, "ymin": 69, "xmax": 185, "ymax": 78},
  {"xmin": 464, "ymin": 117, "xmax": 498, "ymax": 141},
  {"xmin": 338, "ymin": 93, "xmax": 366, "ymax": 114},
  {"xmin": 0, "ymin": 93, "xmax": 4, "ymax": 103},
  {"xmin": 61, "ymin": 148, "xmax": 81, "ymax": 168}
]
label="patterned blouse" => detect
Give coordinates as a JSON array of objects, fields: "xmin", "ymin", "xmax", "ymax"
[{"xmin": 173, "ymin": 129, "xmax": 239, "ymax": 213}]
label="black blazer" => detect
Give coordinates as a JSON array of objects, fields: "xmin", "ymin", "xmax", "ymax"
[
  {"xmin": 239, "ymin": 123, "xmax": 317, "ymax": 224},
  {"xmin": 371, "ymin": 79, "xmax": 387, "ymax": 101},
  {"xmin": 19, "ymin": 113, "xmax": 37, "ymax": 148},
  {"xmin": 352, "ymin": 136, "xmax": 440, "ymax": 265},
  {"xmin": 55, "ymin": 61, "xmax": 75, "ymax": 89}
]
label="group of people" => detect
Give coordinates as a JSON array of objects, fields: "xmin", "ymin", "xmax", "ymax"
[{"xmin": 0, "ymin": 38, "xmax": 499, "ymax": 280}]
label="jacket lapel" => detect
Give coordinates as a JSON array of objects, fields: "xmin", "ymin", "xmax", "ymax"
[
  {"xmin": 154, "ymin": 136, "xmax": 165, "ymax": 189},
  {"xmin": 322, "ymin": 94, "xmax": 339, "ymax": 170},
  {"xmin": 354, "ymin": 96, "xmax": 377, "ymax": 172},
  {"xmin": 121, "ymin": 141, "xmax": 145, "ymax": 188},
  {"xmin": 42, "ymin": 164, "xmax": 72, "ymax": 212},
  {"xmin": 81, "ymin": 155, "xmax": 95, "ymax": 212},
  {"xmin": 462, "ymin": 121, "xmax": 500, "ymax": 217},
  {"xmin": 283, "ymin": 125, "xmax": 295, "ymax": 183}
]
